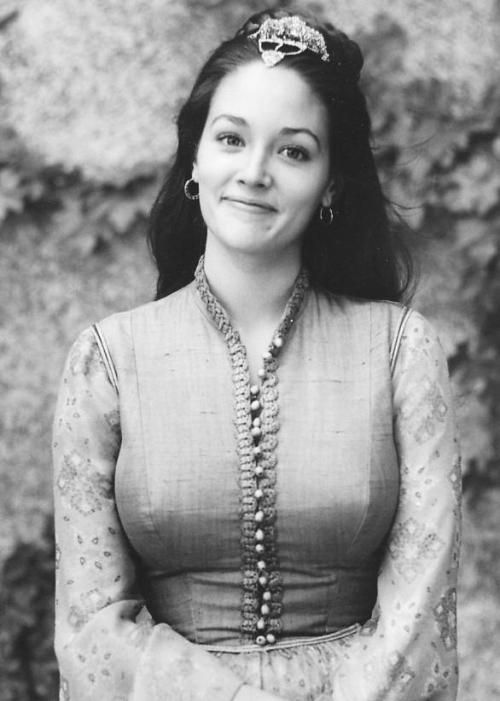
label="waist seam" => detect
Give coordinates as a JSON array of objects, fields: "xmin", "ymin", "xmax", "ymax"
[{"xmin": 200, "ymin": 623, "xmax": 361, "ymax": 653}]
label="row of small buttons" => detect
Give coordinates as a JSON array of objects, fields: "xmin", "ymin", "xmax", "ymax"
[
  {"xmin": 250, "ymin": 336, "xmax": 283, "ymax": 646},
  {"xmin": 193, "ymin": 259, "xmax": 309, "ymax": 649}
]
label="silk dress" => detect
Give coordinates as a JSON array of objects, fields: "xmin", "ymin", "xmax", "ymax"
[{"xmin": 52, "ymin": 260, "xmax": 461, "ymax": 700}]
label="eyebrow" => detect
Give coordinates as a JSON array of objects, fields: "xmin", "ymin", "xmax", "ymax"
[
  {"xmin": 281, "ymin": 127, "xmax": 320, "ymax": 148},
  {"xmin": 210, "ymin": 115, "xmax": 321, "ymax": 148}
]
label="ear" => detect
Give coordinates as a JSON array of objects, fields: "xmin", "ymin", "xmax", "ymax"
[{"xmin": 321, "ymin": 174, "xmax": 342, "ymax": 207}]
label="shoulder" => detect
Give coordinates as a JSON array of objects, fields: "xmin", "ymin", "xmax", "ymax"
[
  {"xmin": 311, "ymin": 289, "xmax": 445, "ymax": 370},
  {"xmin": 65, "ymin": 325, "xmax": 109, "ymax": 380},
  {"xmin": 339, "ymin": 295, "xmax": 409, "ymax": 327},
  {"xmin": 66, "ymin": 285, "xmax": 195, "ymax": 385},
  {"xmin": 393, "ymin": 308, "xmax": 447, "ymax": 374},
  {"xmin": 314, "ymin": 286, "xmax": 407, "ymax": 320},
  {"xmin": 312, "ymin": 287, "xmax": 414, "ymax": 341},
  {"xmin": 94, "ymin": 283, "xmax": 194, "ymax": 346}
]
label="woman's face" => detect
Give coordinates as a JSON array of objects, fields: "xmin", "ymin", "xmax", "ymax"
[{"xmin": 193, "ymin": 60, "xmax": 334, "ymax": 261}]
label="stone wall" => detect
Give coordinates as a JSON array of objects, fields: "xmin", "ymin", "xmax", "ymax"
[{"xmin": 1, "ymin": 0, "xmax": 497, "ymax": 179}]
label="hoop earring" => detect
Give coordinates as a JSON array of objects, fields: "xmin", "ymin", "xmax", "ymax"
[
  {"xmin": 184, "ymin": 178, "xmax": 199, "ymax": 201},
  {"xmin": 319, "ymin": 205, "xmax": 334, "ymax": 226}
]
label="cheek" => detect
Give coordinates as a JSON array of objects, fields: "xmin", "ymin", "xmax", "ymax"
[
  {"xmin": 288, "ymin": 175, "xmax": 327, "ymax": 214},
  {"xmin": 196, "ymin": 155, "xmax": 228, "ymax": 195}
]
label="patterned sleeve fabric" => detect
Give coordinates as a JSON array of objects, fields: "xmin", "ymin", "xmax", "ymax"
[
  {"xmin": 332, "ymin": 310, "xmax": 461, "ymax": 700},
  {"xmin": 52, "ymin": 328, "xmax": 244, "ymax": 701}
]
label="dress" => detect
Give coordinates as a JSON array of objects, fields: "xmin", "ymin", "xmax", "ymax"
[{"xmin": 52, "ymin": 261, "xmax": 461, "ymax": 701}]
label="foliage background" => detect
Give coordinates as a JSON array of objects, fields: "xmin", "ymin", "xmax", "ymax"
[{"xmin": 0, "ymin": 0, "xmax": 499, "ymax": 699}]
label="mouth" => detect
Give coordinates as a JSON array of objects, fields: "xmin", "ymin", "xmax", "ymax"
[{"xmin": 222, "ymin": 196, "xmax": 277, "ymax": 212}]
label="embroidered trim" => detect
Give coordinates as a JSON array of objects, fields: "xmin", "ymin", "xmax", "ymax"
[
  {"xmin": 194, "ymin": 256, "xmax": 309, "ymax": 644},
  {"xmin": 390, "ymin": 307, "xmax": 412, "ymax": 375},
  {"xmin": 92, "ymin": 323, "xmax": 119, "ymax": 392}
]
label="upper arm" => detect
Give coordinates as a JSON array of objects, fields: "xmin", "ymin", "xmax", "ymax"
[
  {"xmin": 52, "ymin": 327, "xmax": 138, "ymax": 648},
  {"xmin": 332, "ymin": 310, "xmax": 461, "ymax": 701}
]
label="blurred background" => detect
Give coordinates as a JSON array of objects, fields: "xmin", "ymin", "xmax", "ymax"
[{"xmin": 0, "ymin": 0, "xmax": 499, "ymax": 698}]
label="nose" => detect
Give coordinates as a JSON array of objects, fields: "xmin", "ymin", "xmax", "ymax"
[{"xmin": 237, "ymin": 148, "xmax": 272, "ymax": 189}]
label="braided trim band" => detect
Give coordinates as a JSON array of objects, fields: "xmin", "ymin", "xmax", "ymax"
[{"xmin": 194, "ymin": 256, "xmax": 309, "ymax": 643}]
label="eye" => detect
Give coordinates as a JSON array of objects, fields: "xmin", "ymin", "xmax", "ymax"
[
  {"xmin": 280, "ymin": 145, "xmax": 309, "ymax": 162},
  {"xmin": 217, "ymin": 133, "xmax": 244, "ymax": 148}
]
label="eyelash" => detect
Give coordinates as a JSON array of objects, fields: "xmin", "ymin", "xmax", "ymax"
[
  {"xmin": 216, "ymin": 133, "xmax": 310, "ymax": 162},
  {"xmin": 280, "ymin": 145, "xmax": 309, "ymax": 162},
  {"xmin": 217, "ymin": 133, "xmax": 243, "ymax": 148}
]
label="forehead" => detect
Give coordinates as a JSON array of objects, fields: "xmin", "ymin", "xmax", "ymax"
[{"xmin": 207, "ymin": 61, "xmax": 329, "ymax": 135}]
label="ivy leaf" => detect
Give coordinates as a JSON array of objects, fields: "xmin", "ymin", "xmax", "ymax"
[
  {"xmin": 454, "ymin": 370, "xmax": 496, "ymax": 474},
  {"xmin": 106, "ymin": 200, "xmax": 140, "ymax": 235},
  {"xmin": 454, "ymin": 219, "xmax": 499, "ymax": 267},
  {"xmin": 52, "ymin": 195, "xmax": 85, "ymax": 239},
  {"xmin": 0, "ymin": 168, "xmax": 24, "ymax": 221},
  {"xmin": 442, "ymin": 152, "xmax": 500, "ymax": 215}
]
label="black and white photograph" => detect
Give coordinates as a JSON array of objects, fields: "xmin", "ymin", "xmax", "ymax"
[{"xmin": 0, "ymin": 1, "xmax": 499, "ymax": 699}]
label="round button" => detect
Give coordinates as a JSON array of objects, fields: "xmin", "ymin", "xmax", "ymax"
[
  {"xmin": 255, "ymin": 529, "xmax": 264, "ymax": 541},
  {"xmin": 262, "ymin": 591, "xmax": 271, "ymax": 601},
  {"xmin": 251, "ymin": 399, "xmax": 261, "ymax": 412},
  {"xmin": 266, "ymin": 633, "xmax": 276, "ymax": 644},
  {"xmin": 255, "ymin": 510, "xmax": 264, "ymax": 523},
  {"xmin": 262, "ymin": 351, "xmax": 273, "ymax": 361},
  {"xmin": 256, "ymin": 618, "xmax": 266, "ymax": 630},
  {"xmin": 256, "ymin": 635, "xmax": 266, "ymax": 646},
  {"xmin": 251, "ymin": 426, "xmax": 262, "ymax": 439},
  {"xmin": 250, "ymin": 385, "xmax": 260, "ymax": 396},
  {"xmin": 253, "ymin": 446, "xmax": 262, "ymax": 457},
  {"xmin": 255, "ymin": 543, "xmax": 265, "ymax": 554},
  {"xmin": 257, "ymin": 560, "xmax": 266, "ymax": 571},
  {"xmin": 260, "ymin": 603, "xmax": 270, "ymax": 616},
  {"xmin": 254, "ymin": 465, "xmax": 264, "ymax": 477},
  {"xmin": 254, "ymin": 488, "xmax": 264, "ymax": 499},
  {"xmin": 257, "ymin": 368, "xmax": 266, "ymax": 379},
  {"xmin": 252, "ymin": 417, "xmax": 261, "ymax": 427},
  {"xmin": 273, "ymin": 336, "xmax": 283, "ymax": 348},
  {"xmin": 258, "ymin": 575, "xmax": 268, "ymax": 587}
]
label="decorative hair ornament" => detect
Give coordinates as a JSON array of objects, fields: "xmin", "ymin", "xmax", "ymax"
[{"xmin": 249, "ymin": 16, "xmax": 330, "ymax": 68}]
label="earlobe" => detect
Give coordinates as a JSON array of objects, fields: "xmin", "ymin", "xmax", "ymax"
[{"xmin": 192, "ymin": 163, "xmax": 199, "ymax": 182}]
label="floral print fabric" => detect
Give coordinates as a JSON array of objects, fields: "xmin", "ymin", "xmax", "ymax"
[{"xmin": 53, "ymin": 304, "xmax": 460, "ymax": 700}]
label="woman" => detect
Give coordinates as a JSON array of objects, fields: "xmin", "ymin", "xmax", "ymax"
[{"xmin": 53, "ymin": 8, "xmax": 461, "ymax": 701}]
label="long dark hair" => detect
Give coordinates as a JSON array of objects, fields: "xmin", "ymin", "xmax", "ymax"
[{"xmin": 147, "ymin": 8, "xmax": 414, "ymax": 302}]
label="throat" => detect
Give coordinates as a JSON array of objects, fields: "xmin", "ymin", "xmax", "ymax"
[
  {"xmin": 203, "ymin": 242, "xmax": 303, "ymax": 333},
  {"xmin": 240, "ymin": 327, "xmax": 278, "ymax": 385}
]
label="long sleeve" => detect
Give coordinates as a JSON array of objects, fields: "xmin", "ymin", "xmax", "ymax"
[
  {"xmin": 332, "ymin": 310, "xmax": 461, "ymax": 700},
  {"xmin": 52, "ymin": 328, "xmax": 245, "ymax": 701}
]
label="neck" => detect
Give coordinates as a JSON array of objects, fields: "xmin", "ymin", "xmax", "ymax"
[{"xmin": 203, "ymin": 240, "xmax": 302, "ymax": 331}]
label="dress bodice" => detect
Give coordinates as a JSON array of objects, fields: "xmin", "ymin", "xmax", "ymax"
[{"xmin": 98, "ymin": 274, "xmax": 402, "ymax": 646}]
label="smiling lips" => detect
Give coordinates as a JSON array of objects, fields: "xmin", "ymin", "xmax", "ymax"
[{"xmin": 223, "ymin": 196, "xmax": 277, "ymax": 212}]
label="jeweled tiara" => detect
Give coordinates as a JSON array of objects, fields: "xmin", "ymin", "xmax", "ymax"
[{"xmin": 249, "ymin": 16, "xmax": 331, "ymax": 68}]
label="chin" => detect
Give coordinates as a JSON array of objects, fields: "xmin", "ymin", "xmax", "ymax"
[{"xmin": 217, "ymin": 223, "xmax": 275, "ymax": 252}]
